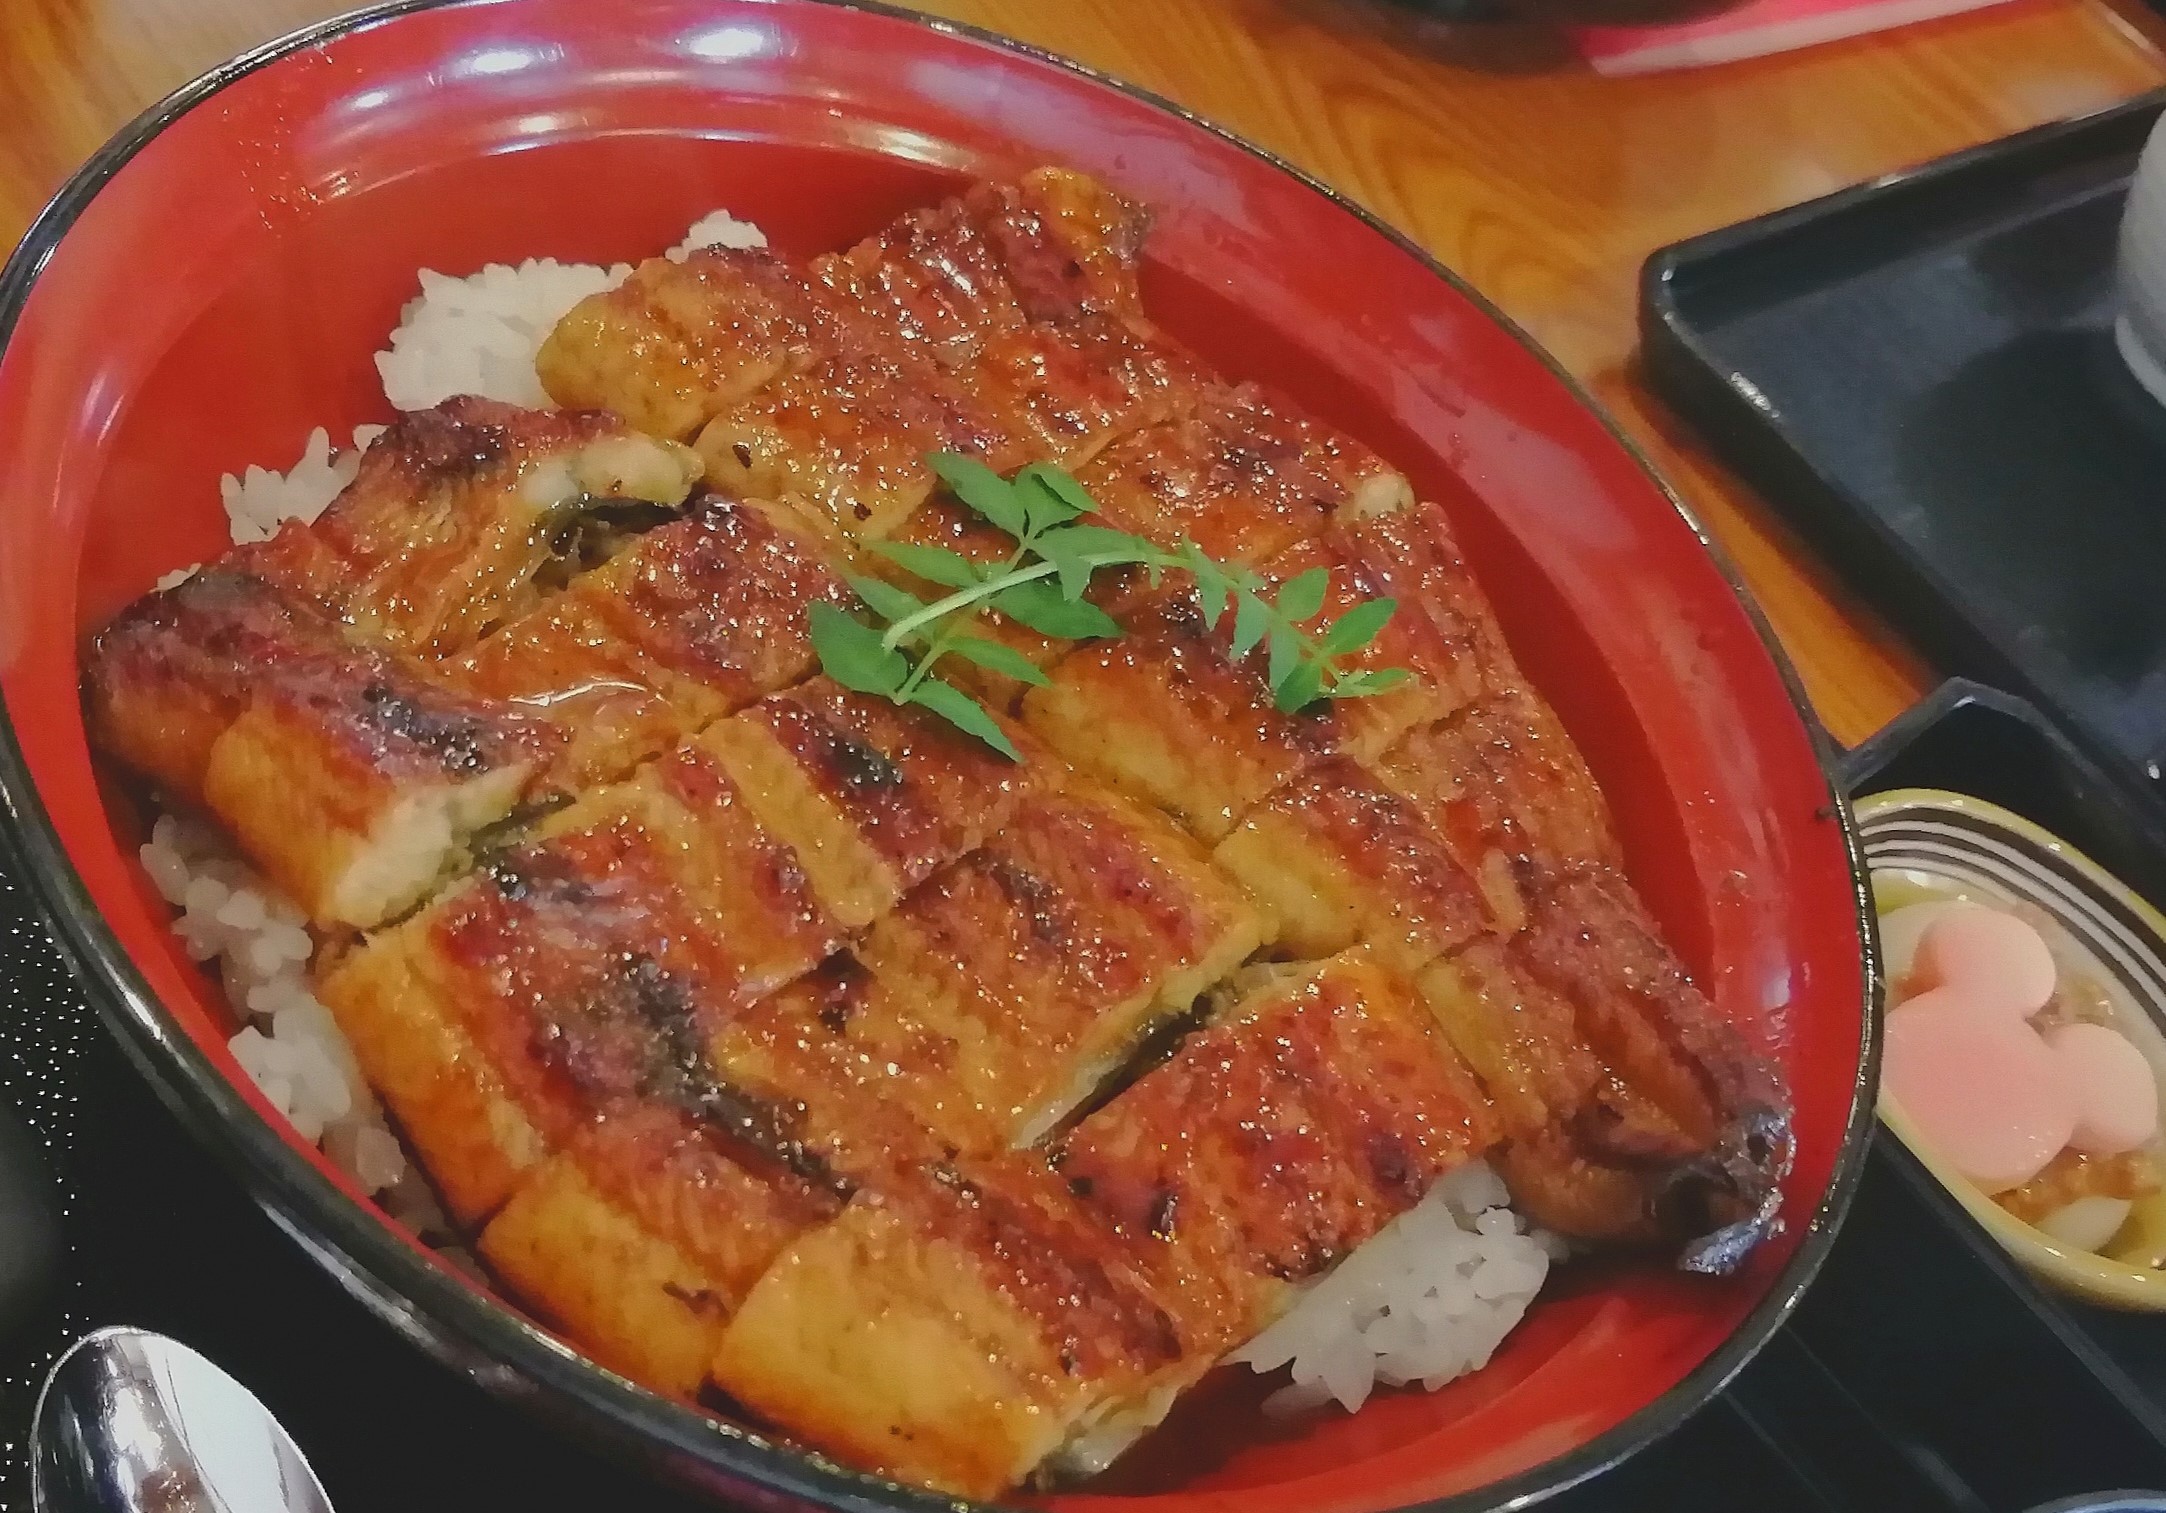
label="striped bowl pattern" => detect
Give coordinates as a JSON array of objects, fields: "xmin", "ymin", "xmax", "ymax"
[{"xmin": 1858, "ymin": 787, "xmax": 2166, "ymax": 1310}]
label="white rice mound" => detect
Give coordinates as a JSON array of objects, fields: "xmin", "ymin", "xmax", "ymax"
[
  {"xmin": 150, "ymin": 201, "xmax": 1563, "ymax": 1397},
  {"xmin": 1232, "ymin": 1162, "xmax": 1561, "ymax": 1415},
  {"xmin": 138, "ymin": 813, "xmax": 448, "ymax": 1238},
  {"xmin": 374, "ymin": 208, "xmax": 767, "ymax": 413},
  {"xmin": 669, "ymin": 209, "xmax": 767, "ymax": 261},
  {"xmin": 221, "ymin": 208, "xmax": 767, "ymax": 560},
  {"xmin": 141, "ymin": 207, "xmax": 772, "ymax": 1243},
  {"xmin": 221, "ymin": 424, "xmax": 386, "ymax": 544},
  {"xmin": 375, "ymin": 260, "xmax": 629, "ymax": 412}
]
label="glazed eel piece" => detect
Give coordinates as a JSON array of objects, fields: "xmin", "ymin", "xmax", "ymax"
[
  {"xmin": 83, "ymin": 170, "xmax": 1796, "ymax": 1500},
  {"xmin": 233, "ymin": 396, "xmax": 705, "ymax": 660},
  {"xmin": 1019, "ymin": 483, "xmax": 1792, "ymax": 1267},
  {"xmin": 709, "ymin": 779, "xmax": 1265, "ymax": 1155},
  {"xmin": 292, "ymin": 680, "xmax": 1253, "ymax": 1492},
  {"xmin": 538, "ymin": 169, "xmax": 1418, "ymax": 721},
  {"xmin": 311, "ymin": 679, "xmax": 1034, "ymax": 1391},
  {"xmin": 1022, "ymin": 491, "xmax": 1493, "ymax": 841},
  {"xmin": 541, "ymin": 169, "xmax": 1327, "ymax": 549},
  {"xmin": 312, "ymin": 745, "xmax": 1488, "ymax": 1497},
  {"xmin": 84, "ymin": 401, "xmax": 861, "ymax": 928},
  {"xmin": 301, "ymin": 649, "xmax": 1484, "ymax": 1497},
  {"xmin": 441, "ymin": 491, "xmax": 858, "ymax": 791},
  {"xmin": 713, "ymin": 950, "xmax": 1495, "ymax": 1496},
  {"xmin": 538, "ymin": 168, "xmax": 1156, "ymax": 439},
  {"xmin": 83, "ymin": 566, "xmax": 564, "ymax": 929},
  {"xmin": 313, "ymin": 675, "xmax": 1038, "ymax": 1211},
  {"xmin": 869, "ymin": 379, "xmax": 1414, "ymax": 710}
]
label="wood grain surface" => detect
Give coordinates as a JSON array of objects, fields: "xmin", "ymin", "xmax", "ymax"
[{"xmin": 5, "ymin": 0, "xmax": 2164, "ymax": 744}]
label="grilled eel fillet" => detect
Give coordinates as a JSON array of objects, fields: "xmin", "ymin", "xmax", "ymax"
[
  {"xmin": 538, "ymin": 168, "xmax": 1149, "ymax": 443},
  {"xmin": 541, "ymin": 169, "xmax": 1414, "ymax": 707},
  {"xmin": 237, "ymin": 396, "xmax": 703, "ymax": 659},
  {"xmin": 712, "ymin": 951, "xmax": 1494, "ymax": 1497},
  {"xmin": 1001, "ymin": 456, "xmax": 1789, "ymax": 1259},
  {"xmin": 315, "ymin": 680, "xmax": 1033, "ymax": 1223},
  {"xmin": 85, "ymin": 433, "xmax": 853, "ymax": 927},
  {"xmin": 1426, "ymin": 875, "xmax": 1791, "ymax": 1269},
  {"xmin": 833, "ymin": 161, "xmax": 1148, "ymax": 355},
  {"xmin": 317, "ymin": 681, "xmax": 1030, "ymax": 1393},
  {"xmin": 713, "ymin": 782, "xmax": 1264, "ymax": 1158},
  {"xmin": 82, "ymin": 398, "xmax": 713, "ymax": 926},
  {"xmin": 540, "ymin": 169, "xmax": 1214, "ymax": 543},
  {"xmin": 85, "ymin": 169, "xmax": 1795, "ymax": 1497},
  {"xmin": 315, "ymin": 747, "xmax": 856, "ymax": 1390},
  {"xmin": 1044, "ymin": 950, "xmax": 1498, "ymax": 1476},
  {"xmin": 1023, "ymin": 494, "xmax": 1501, "ymax": 841},
  {"xmin": 868, "ymin": 381, "xmax": 1414, "ymax": 710},
  {"xmin": 317, "ymin": 820, "xmax": 826, "ymax": 1393},
  {"xmin": 694, "ymin": 309, "xmax": 1206, "ymax": 541},
  {"xmin": 443, "ymin": 493, "xmax": 857, "ymax": 788},
  {"xmin": 82, "ymin": 568, "xmax": 565, "ymax": 928},
  {"xmin": 321, "ymin": 721, "xmax": 1261, "ymax": 1424},
  {"xmin": 1215, "ymin": 712, "xmax": 1788, "ymax": 1264},
  {"xmin": 311, "ymin": 712, "xmax": 1485, "ymax": 1494}
]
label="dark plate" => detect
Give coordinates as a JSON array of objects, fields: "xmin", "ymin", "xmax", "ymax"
[
  {"xmin": 0, "ymin": 839, "xmax": 722, "ymax": 1513},
  {"xmin": 0, "ymin": 810, "xmax": 2152, "ymax": 1511},
  {"xmin": 1642, "ymin": 91, "xmax": 2166, "ymax": 821},
  {"xmin": 1837, "ymin": 678, "xmax": 2166, "ymax": 1473}
]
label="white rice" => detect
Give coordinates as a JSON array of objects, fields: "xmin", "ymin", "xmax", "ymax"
[
  {"xmin": 221, "ymin": 424, "xmax": 386, "ymax": 544},
  {"xmin": 150, "ymin": 201, "xmax": 1559, "ymax": 1396},
  {"xmin": 224, "ymin": 208, "xmax": 768, "ymax": 539},
  {"xmin": 145, "ymin": 207, "xmax": 771, "ymax": 1238},
  {"xmin": 138, "ymin": 812, "xmax": 448, "ymax": 1238},
  {"xmin": 668, "ymin": 209, "xmax": 768, "ymax": 261},
  {"xmin": 375, "ymin": 260, "xmax": 630, "ymax": 412},
  {"xmin": 1231, "ymin": 1162, "xmax": 1560, "ymax": 1415},
  {"xmin": 374, "ymin": 209, "xmax": 766, "ymax": 413}
]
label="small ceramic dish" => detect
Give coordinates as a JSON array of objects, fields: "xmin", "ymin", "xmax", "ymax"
[{"xmin": 1857, "ymin": 786, "xmax": 2166, "ymax": 1310}]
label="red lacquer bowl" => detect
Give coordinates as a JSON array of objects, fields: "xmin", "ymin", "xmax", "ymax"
[{"xmin": 0, "ymin": 3, "xmax": 1878, "ymax": 1510}]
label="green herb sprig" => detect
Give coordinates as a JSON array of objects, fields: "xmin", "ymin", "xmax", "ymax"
[{"xmin": 808, "ymin": 453, "xmax": 1409, "ymax": 759}]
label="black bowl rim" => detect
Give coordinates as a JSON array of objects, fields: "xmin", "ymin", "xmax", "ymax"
[{"xmin": 0, "ymin": 2, "xmax": 1884, "ymax": 1510}]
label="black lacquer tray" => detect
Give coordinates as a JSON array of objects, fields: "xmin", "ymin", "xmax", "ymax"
[
  {"xmin": 1644, "ymin": 89, "xmax": 2166, "ymax": 827},
  {"xmin": 0, "ymin": 845, "xmax": 719, "ymax": 1512},
  {"xmin": 1634, "ymin": 83, "xmax": 2166, "ymax": 1507},
  {"xmin": 6, "ymin": 678, "xmax": 2166, "ymax": 1510}
]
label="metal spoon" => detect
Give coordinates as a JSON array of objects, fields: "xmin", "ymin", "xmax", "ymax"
[{"xmin": 32, "ymin": 1326, "xmax": 333, "ymax": 1513}]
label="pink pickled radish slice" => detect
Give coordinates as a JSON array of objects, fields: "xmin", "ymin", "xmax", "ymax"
[
  {"xmin": 1884, "ymin": 985, "xmax": 2076, "ymax": 1193},
  {"xmin": 1909, "ymin": 905, "xmax": 2056, "ymax": 1016},
  {"xmin": 1878, "ymin": 901, "xmax": 1971, "ymax": 999},
  {"xmin": 2046, "ymin": 1021, "xmax": 2160, "ymax": 1156}
]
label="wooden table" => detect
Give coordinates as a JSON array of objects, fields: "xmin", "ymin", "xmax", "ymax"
[{"xmin": 5, "ymin": 0, "xmax": 2163, "ymax": 746}]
